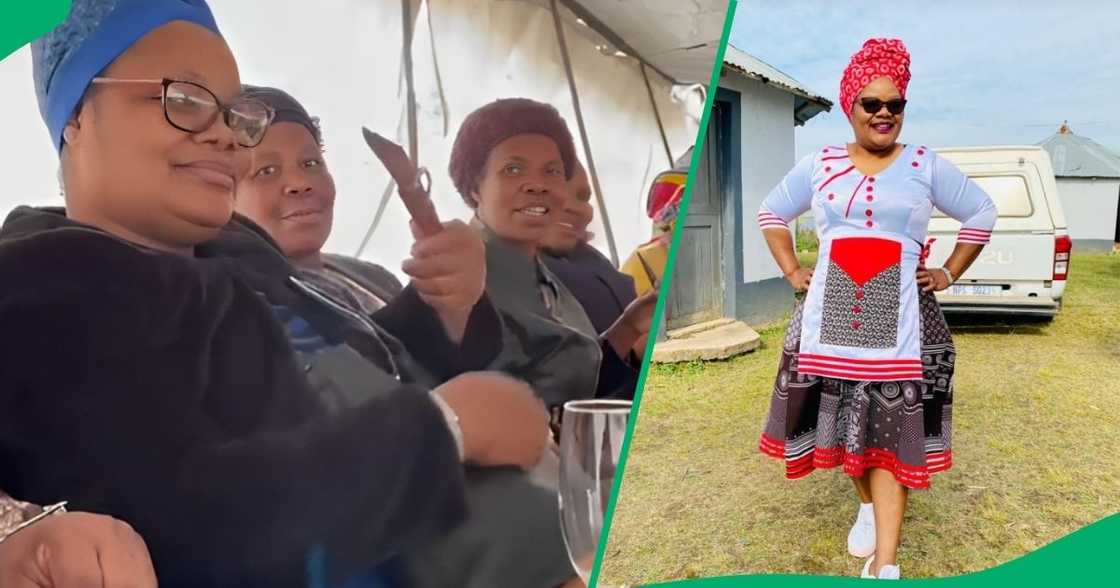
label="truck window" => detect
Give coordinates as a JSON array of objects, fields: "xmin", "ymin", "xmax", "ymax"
[{"xmin": 933, "ymin": 175, "xmax": 1034, "ymax": 218}]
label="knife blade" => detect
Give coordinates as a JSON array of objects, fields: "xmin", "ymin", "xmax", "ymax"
[{"xmin": 361, "ymin": 127, "xmax": 443, "ymax": 237}]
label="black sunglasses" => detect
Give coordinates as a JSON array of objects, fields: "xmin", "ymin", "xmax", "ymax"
[{"xmin": 859, "ymin": 97, "xmax": 907, "ymax": 116}]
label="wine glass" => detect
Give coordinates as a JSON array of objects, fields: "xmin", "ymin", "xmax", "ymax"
[{"xmin": 557, "ymin": 399, "xmax": 632, "ymax": 585}]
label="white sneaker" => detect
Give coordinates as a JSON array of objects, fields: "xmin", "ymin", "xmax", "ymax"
[
  {"xmin": 861, "ymin": 556, "xmax": 901, "ymax": 580},
  {"xmin": 848, "ymin": 502, "xmax": 876, "ymax": 557}
]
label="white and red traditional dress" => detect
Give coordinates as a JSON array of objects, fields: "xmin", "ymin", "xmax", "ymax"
[{"xmin": 757, "ymin": 144, "xmax": 996, "ymax": 489}]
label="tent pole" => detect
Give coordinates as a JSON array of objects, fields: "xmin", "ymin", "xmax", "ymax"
[
  {"xmin": 402, "ymin": 0, "xmax": 419, "ymax": 163},
  {"xmin": 549, "ymin": 0, "xmax": 619, "ymax": 266},
  {"xmin": 356, "ymin": 104, "xmax": 409, "ymax": 257},
  {"xmin": 356, "ymin": 178, "xmax": 399, "ymax": 256},
  {"xmin": 641, "ymin": 62, "xmax": 674, "ymax": 167},
  {"xmin": 356, "ymin": 1, "xmax": 419, "ymax": 256}
]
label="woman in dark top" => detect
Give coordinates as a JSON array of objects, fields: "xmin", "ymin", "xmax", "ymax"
[
  {"xmin": 233, "ymin": 85, "xmax": 481, "ymax": 338},
  {"xmin": 448, "ymin": 98, "xmax": 652, "ymax": 408},
  {"xmin": 0, "ymin": 2, "xmax": 548, "ymax": 585},
  {"xmin": 229, "ymin": 86, "xmax": 586, "ymax": 587},
  {"xmin": 540, "ymin": 162, "xmax": 653, "ymax": 399},
  {"xmin": 234, "ymin": 86, "xmax": 404, "ymax": 315}
]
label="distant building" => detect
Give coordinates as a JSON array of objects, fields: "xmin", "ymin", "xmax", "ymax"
[{"xmin": 1037, "ymin": 122, "xmax": 1120, "ymax": 250}]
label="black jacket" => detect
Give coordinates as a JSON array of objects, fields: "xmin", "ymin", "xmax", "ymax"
[
  {"xmin": 478, "ymin": 228, "xmax": 602, "ymax": 409},
  {"xmin": 544, "ymin": 244, "xmax": 641, "ymax": 399},
  {"xmin": 544, "ymin": 244, "xmax": 637, "ymax": 335},
  {"xmin": 306, "ymin": 250, "xmax": 575, "ymax": 588},
  {"xmin": 0, "ymin": 207, "xmax": 471, "ymax": 587},
  {"xmin": 322, "ymin": 253, "xmax": 405, "ymax": 303}
]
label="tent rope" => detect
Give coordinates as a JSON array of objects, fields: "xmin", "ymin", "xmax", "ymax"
[
  {"xmin": 550, "ymin": 0, "xmax": 619, "ymax": 266},
  {"xmin": 641, "ymin": 62, "xmax": 674, "ymax": 167}
]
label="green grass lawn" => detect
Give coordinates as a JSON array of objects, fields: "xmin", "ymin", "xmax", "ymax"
[{"xmin": 599, "ymin": 251, "xmax": 1120, "ymax": 584}]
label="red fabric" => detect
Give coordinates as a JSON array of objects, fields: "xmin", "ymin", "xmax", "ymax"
[
  {"xmin": 646, "ymin": 171, "xmax": 686, "ymax": 220},
  {"xmin": 830, "ymin": 237, "xmax": 902, "ymax": 286},
  {"xmin": 758, "ymin": 433, "xmax": 951, "ymax": 491},
  {"xmin": 816, "ymin": 164, "xmax": 856, "ymax": 192},
  {"xmin": 919, "ymin": 237, "xmax": 937, "ymax": 269},
  {"xmin": 839, "ymin": 38, "xmax": 911, "ymax": 120}
]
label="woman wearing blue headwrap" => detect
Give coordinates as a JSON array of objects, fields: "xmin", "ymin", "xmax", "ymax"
[{"xmin": 0, "ymin": 1, "xmax": 552, "ymax": 586}]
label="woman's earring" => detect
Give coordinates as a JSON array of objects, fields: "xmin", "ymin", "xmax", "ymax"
[{"xmin": 62, "ymin": 124, "xmax": 78, "ymax": 145}]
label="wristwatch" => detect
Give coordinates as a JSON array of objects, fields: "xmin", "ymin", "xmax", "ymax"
[
  {"xmin": 428, "ymin": 390, "xmax": 465, "ymax": 460},
  {"xmin": 939, "ymin": 266, "xmax": 956, "ymax": 285}
]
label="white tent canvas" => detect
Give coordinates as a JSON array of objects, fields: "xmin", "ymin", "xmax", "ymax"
[{"xmin": 0, "ymin": 0, "xmax": 728, "ymax": 274}]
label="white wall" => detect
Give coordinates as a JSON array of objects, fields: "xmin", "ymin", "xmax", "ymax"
[
  {"xmin": 1056, "ymin": 177, "xmax": 1119, "ymax": 243},
  {"xmin": 719, "ymin": 75, "xmax": 794, "ymax": 284}
]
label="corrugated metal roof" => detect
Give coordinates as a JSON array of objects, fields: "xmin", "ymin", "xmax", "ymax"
[
  {"xmin": 1037, "ymin": 124, "xmax": 1120, "ymax": 178},
  {"xmin": 721, "ymin": 44, "xmax": 832, "ymax": 126},
  {"xmin": 517, "ymin": 0, "xmax": 726, "ymax": 85},
  {"xmin": 564, "ymin": 0, "xmax": 727, "ymax": 84}
]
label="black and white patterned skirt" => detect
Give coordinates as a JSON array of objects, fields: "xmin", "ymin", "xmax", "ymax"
[{"xmin": 758, "ymin": 290, "xmax": 955, "ymax": 490}]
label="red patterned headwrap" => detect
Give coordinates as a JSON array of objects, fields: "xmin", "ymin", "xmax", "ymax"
[{"xmin": 839, "ymin": 38, "xmax": 911, "ymax": 120}]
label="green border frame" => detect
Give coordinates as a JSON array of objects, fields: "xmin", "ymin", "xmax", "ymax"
[
  {"xmin": 635, "ymin": 513, "xmax": 1120, "ymax": 587},
  {"xmin": 587, "ymin": 2, "xmax": 740, "ymax": 586},
  {"xmin": 1, "ymin": 1, "xmax": 69, "ymax": 62},
  {"xmin": 5, "ymin": 2, "xmax": 1116, "ymax": 587}
]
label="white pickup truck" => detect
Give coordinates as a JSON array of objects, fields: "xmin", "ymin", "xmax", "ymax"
[{"xmin": 926, "ymin": 146, "xmax": 1070, "ymax": 319}]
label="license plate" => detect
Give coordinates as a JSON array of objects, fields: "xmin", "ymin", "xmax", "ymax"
[{"xmin": 949, "ymin": 284, "xmax": 999, "ymax": 296}]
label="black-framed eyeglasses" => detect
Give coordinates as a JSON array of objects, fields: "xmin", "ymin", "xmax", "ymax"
[
  {"xmin": 90, "ymin": 77, "xmax": 275, "ymax": 147},
  {"xmin": 859, "ymin": 97, "xmax": 907, "ymax": 116}
]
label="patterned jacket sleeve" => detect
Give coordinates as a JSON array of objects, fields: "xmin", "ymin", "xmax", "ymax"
[
  {"xmin": 930, "ymin": 154, "xmax": 997, "ymax": 245},
  {"xmin": 758, "ymin": 152, "xmax": 816, "ymax": 232}
]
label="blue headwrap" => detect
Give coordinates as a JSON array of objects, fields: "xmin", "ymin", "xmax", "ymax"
[{"xmin": 31, "ymin": 0, "xmax": 221, "ymax": 152}]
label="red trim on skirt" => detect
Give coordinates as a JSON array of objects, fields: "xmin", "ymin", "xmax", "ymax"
[{"xmin": 758, "ymin": 433, "xmax": 951, "ymax": 490}]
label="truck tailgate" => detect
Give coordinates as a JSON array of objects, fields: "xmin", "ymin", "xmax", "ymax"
[{"xmin": 925, "ymin": 229, "xmax": 1054, "ymax": 281}]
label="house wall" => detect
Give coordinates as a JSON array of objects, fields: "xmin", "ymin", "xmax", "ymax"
[
  {"xmin": 1056, "ymin": 177, "xmax": 1120, "ymax": 249},
  {"xmin": 718, "ymin": 74, "xmax": 798, "ymax": 326}
]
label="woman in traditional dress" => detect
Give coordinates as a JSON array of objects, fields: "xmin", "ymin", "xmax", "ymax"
[{"xmin": 756, "ymin": 38, "xmax": 997, "ymax": 580}]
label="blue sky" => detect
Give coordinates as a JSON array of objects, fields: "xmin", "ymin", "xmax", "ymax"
[{"xmin": 729, "ymin": 0, "xmax": 1120, "ymax": 159}]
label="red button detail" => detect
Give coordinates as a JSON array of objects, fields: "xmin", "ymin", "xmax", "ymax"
[
  {"xmin": 823, "ymin": 148, "xmax": 829, "ymax": 152},
  {"xmin": 867, "ymin": 195, "xmax": 874, "ymax": 202},
  {"xmin": 868, "ymin": 177, "xmax": 876, "ymax": 183},
  {"xmin": 855, "ymin": 290, "xmax": 865, "ymax": 300},
  {"xmin": 865, "ymin": 209, "xmax": 873, "ymax": 217},
  {"xmin": 867, "ymin": 185, "xmax": 874, "ymax": 192},
  {"xmin": 912, "ymin": 161, "xmax": 919, "ymax": 167},
  {"xmin": 852, "ymin": 320, "xmax": 862, "ymax": 329},
  {"xmin": 866, "ymin": 220, "xmax": 874, "ymax": 227},
  {"xmin": 828, "ymin": 193, "xmax": 835, "ymax": 200},
  {"xmin": 853, "ymin": 305, "xmax": 863, "ymax": 314},
  {"xmin": 825, "ymin": 166, "xmax": 832, "ymax": 172},
  {"xmin": 917, "ymin": 149, "xmax": 926, "ymax": 155}
]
